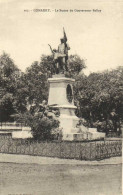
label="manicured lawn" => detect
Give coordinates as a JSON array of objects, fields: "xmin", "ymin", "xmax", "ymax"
[{"xmin": 0, "ymin": 163, "xmax": 122, "ymax": 195}]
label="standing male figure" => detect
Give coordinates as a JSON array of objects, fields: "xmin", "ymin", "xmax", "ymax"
[{"xmin": 58, "ymin": 37, "xmax": 70, "ymax": 72}]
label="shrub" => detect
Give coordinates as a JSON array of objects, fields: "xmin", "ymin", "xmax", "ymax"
[{"xmin": 13, "ymin": 100, "xmax": 60, "ymax": 141}]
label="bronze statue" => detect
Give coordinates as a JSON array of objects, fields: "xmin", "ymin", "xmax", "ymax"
[
  {"xmin": 58, "ymin": 37, "xmax": 70, "ymax": 72},
  {"xmin": 48, "ymin": 28, "xmax": 70, "ymax": 74}
]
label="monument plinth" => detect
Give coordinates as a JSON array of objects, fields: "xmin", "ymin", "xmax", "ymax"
[
  {"xmin": 48, "ymin": 74, "xmax": 80, "ymax": 140},
  {"xmin": 48, "ymin": 75, "xmax": 75, "ymax": 105},
  {"xmin": 48, "ymin": 74, "xmax": 105, "ymax": 141},
  {"xmin": 48, "ymin": 28, "xmax": 105, "ymax": 141}
]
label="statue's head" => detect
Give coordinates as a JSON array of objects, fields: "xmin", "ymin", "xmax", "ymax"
[{"xmin": 60, "ymin": 38, "xmax": 64, "ymax": 43}]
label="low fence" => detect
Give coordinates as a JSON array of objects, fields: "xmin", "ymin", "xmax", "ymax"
[{"xmin": 0, "ymin": 135, "xmax": 122, "ymax": 161}]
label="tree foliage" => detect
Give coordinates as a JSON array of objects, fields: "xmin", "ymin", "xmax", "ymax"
[
  {"xmin": 74, "ymin": 66, "xmax": 123, "ymax": 134},
  {"xmin": 0, "ymin": 52, "xmax": 85, "ymax": 122},
  {"xmin": 22, "ymin": 54, "xmax": 86, "ymax": 104},
  {"xmin": 0, "ymin": 52, "xmax": 22, "ymax": 121},
  {"xmin": 14, "ymin": 101, "xmax": 60, "ymax": 140},
  {"xmin": 0, "ymin": 51, "xmax": 122, "ymax": 137}
]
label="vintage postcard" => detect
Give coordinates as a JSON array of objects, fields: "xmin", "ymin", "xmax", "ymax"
[{"xmin": 0, "ymin": 0, "xmax": 122, "ymax": 195}]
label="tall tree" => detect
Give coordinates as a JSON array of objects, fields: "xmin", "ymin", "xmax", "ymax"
[
  {"xmin": 0, "ymin": 52, "xmax": 22, "ymax": 122},
  {"xmin": 74, "ymin": 66, "xmax": 123, "ymax": 134}
]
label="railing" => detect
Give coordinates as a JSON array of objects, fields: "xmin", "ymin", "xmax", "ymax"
[{"xmin": 0, "ymin": 135, "xmax": 122, "ymax": 161}]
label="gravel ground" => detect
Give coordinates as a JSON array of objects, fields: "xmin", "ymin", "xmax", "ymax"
[{"xmin": 0, "ymin": 162, "xmax": 122, "ymax": 195}]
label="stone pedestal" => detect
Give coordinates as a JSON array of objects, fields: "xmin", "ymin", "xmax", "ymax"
[
  {"xmin": 48, "ymin": 75, "xmax": 82, "ymax": 140},
  {"xmin": 48, "ymin": 74, "xmax": 75, "ymax": 106},
  {"xmin": 48, "ymin": 74, "xmax": 105, "ymax": 141}
]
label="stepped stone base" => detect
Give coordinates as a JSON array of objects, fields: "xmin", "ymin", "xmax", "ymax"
[
  {"xmin": 63, "ymin": 131, "xmax": 105, "ymax": 141},
  {"xmin": 48, "ymin": 74, "xmax": 105, "ymax": 141},
  {"xmin": 63, "ymin": 127, "xmax": 105, "ymax": 141}
]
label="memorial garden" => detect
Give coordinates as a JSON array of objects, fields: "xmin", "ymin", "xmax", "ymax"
[{"xmin": 0, "ymin": 30, "xmax": 122, "ymax": 160}]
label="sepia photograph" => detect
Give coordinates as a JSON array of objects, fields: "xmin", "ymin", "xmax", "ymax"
[{"xmin": 0, "ymin": 0, "xmax": 122, "ymax": 195}]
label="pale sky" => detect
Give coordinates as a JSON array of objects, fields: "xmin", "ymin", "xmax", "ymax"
[{"xmin": 0, "ymin": 0, "xmax": 123, "ymax": 75}]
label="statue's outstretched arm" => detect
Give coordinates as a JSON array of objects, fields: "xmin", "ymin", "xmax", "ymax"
[{"xmin": 48, "ymin": 44, "xmax": 53, "ymax": 53}]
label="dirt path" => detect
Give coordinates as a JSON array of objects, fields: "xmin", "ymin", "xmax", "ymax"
[
  {"xmin": 0, "ymin": 162, "xmax": 122, "ymax": 195},
  {"xmin": 0, "ymin": 153, "xmax": 122, "ymax": 165}
]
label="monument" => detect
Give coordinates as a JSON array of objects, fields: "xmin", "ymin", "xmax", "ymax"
[{"xmin": 48, "ymin": 28, "xmax": 105, "ymax": 141}]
